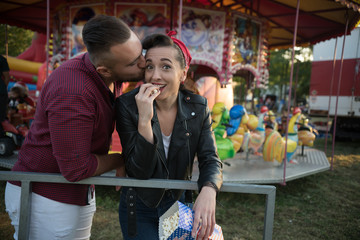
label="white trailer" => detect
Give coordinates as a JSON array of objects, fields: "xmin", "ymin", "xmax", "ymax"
[{"xmin": 309, "ymin": 27, "xmax": 360, "ymax": 139}]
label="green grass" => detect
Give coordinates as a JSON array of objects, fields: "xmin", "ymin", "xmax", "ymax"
[{"xmin": 1, "ymin": 138, "xmax": 360, "ymax": 239}]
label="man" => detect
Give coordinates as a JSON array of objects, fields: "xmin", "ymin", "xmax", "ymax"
[
  {"xmin": 0, "ymin": 55, "xmax": 10, "ymax": 135},
  {"xmin": 5, "ymin": 15, "xmax": 145, "ymax": 240}
]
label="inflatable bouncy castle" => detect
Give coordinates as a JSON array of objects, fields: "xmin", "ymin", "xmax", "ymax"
[{"xmin": 6, "ymin": 33, "xmax": 47, "ymax": 90}]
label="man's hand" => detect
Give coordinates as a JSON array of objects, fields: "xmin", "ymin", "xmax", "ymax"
[
  {"xmin": 191, "ymin": 186, "xmax": 217, "ymax": 240},
  {"xmin": 115, "ymin": 165, "xmax": 126, "ymax": 191}
]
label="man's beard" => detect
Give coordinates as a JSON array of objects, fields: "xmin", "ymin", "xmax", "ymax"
[{"xmin": 112, "ymin": 70, "xmax": 144, "ymax": 83}]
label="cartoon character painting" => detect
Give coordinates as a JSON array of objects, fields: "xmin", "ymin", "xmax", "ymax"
[
  {"xmin": 116, "ymin": 4, "xmax": 169, "ymax": 40},
  {"xmin": 181, "ymin": 7, "xmax": 226, "ymax": 72},
  {"xmin": 232, "ymin": 16, "xmax": 260, "ymax": 67},
  {"xmin": 181, "ymin": 10, "xmax": 211, "ymax": 51},
  {"xmin": 70, "ymin": 5, "xmax": 104, "ymax": 58}
]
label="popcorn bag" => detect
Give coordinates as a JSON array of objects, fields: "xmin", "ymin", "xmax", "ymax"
[{"xmin": 159, "ymin": 201, "xmax": 224, "ymax": 240}]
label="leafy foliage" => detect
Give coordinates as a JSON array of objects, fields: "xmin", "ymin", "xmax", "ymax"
[
  {"xmin": 0, "ymin": 24, "xmax": 34, "ymax": 57},
  {"xmin": 268, "ymin": 47, "xmax": 312, "ymax": 104}
]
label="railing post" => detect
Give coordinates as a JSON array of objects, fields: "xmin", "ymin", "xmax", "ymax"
[
  {"xmin": 18, "ymin": 180, "xmax": 32, "ymax": 240},
  {"xmin": 263, "ymin": 187, "xmax": 276, "ymax": 240}
]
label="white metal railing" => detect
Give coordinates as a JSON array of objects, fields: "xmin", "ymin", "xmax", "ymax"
[{"xmin": 0, "ymin": 171, "xmax": 276, "ymax": 240}]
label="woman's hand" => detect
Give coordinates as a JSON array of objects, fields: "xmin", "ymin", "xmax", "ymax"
[
  {"xmin": 135, "ymin": 83, "xmax": 160, "ymax": 124},
  {"xmin": 191, "ymin": 186, "xmax": 217, "ymax": 240},
  {"xmin": 135, "ymin": 83, "xmax": 160, "ymax": 143}
]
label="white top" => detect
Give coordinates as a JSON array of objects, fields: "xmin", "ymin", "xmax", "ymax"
[{"xmin": 162, "ymin": 132, "xmax": 172, "ymax": 159}]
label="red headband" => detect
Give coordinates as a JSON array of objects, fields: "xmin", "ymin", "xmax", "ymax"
[{"xmin": 167, "ymin": 31, "xmax": 192, "ymax": 69}]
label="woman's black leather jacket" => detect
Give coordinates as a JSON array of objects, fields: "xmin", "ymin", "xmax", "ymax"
[{"xmin": 115, "ymin": 88, "xmax": 223, "ymax": 208}]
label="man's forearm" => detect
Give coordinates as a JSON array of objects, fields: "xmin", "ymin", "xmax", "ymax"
[{"xmin": 93, "ymin": 153, "xmax": 124, "ymax": 176}]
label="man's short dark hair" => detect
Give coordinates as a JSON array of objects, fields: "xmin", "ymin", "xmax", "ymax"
[{"xmin": 82, "ymin": 15, "xmax": 131, "ymax": 66}]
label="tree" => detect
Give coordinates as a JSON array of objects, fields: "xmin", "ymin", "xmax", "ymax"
[
  {"xmin": 0, "ymin": 24, "xmax": 34, "ymax": 57},
  {"xmin": 268, "ymin": 47, "xmax": 312, "ymax": 106}
]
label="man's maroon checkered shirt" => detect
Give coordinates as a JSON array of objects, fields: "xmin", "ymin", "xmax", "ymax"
[{"xmin": 10, "ymin": 53, "xmax": 122, "ymax": 206}]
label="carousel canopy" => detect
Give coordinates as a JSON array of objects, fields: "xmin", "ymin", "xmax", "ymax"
[
  {"xmin": 0, "ymin": 0, "xmax": 359, "ymax": 48},
  {"xmin": 203, "ymin": 0, "xmax": 360, "ymax": 48},
  {"xmin": 0, "ymin": 0, "xmax": 62, "ymax": 33}
]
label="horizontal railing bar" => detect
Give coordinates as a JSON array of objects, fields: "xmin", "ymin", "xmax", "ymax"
[
  {"xmin": 0, "ymin": 170, "xmax": 275, "ymax": 240},
  {"xmin": 0, "ymin": 171, "xmax": 276, "ymax": 195}
]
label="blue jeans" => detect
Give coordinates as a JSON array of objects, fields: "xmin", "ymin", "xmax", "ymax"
[{"xmin": 119, "ymin": 187, "xmax": 180, "ymax": 240}]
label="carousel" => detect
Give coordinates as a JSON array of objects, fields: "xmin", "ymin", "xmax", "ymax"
[{"xmin": 0, "ymin": 0, "xmax": 359, "ymax": 184}]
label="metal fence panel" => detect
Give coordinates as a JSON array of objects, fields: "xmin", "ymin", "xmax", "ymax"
[{"xmin": 0, "ymin": 171, "xmax": 275, "ymax": 240}]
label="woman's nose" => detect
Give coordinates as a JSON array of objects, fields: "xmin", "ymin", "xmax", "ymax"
[{"xmin": 151, "ymin": 67, "xmax": 162, "ymax": 80}]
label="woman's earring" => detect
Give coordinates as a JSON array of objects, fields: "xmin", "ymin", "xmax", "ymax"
[{"xmin": 181, "ymin": 76, "xmax": 186, "ymax": 84}]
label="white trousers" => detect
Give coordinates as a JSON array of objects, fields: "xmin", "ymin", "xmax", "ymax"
[{"xmin": 5, "ymin": 182, "xmax": 96, "ymax": 240}]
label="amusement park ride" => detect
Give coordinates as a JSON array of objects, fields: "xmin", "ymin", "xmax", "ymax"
[
  {"xmin": 0, "ymin": 0, "xmax": 359, "ymax": 184},
  {"xmin": 191, "ymin": 103, "xmax": 323, "ymax": 184}
]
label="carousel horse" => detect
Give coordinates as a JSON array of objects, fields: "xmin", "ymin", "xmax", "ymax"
[
  {"xmin": 226, "ymin": 105, "xmax": 248, "ymax": 153},
  {"xmin": 211, "ymin": 102, "xmax": 225, "ymax": 130},
  {"xmin": 242, "ymin": 106, "xmax": 269, "ymax": 159},
  {"xmin": 211, "ymin": 102, "xmax": 235, "ymax": 161},
  {"xmin": 298, "ymin": 117, "xmax": 317, "ymax": 147},
  {"xmin": 262, "ymin": 130, "xmax": 286, "ymax": 165},
  {"xmin": 285, "ymin": 107, "xmax": 303, "ymax": 163},
  {"xmin": 263, "ymin": 107, "xmax": 302, "ymax": 165},
  {"xmin": 264, "ymin": 110, "xmax": 278, "ymax": 137}
]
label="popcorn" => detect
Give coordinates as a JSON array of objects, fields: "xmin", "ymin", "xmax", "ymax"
[
  {"xmin": 161, "ymin": 211, "xmax": 180, "ymax": 240},
  {"xmin": 159, "ymin": 201, "xmax": 224, "ymax": 240}
]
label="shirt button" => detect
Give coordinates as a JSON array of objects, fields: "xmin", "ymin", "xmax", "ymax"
[
  {"xmin": 186, "ymin": 133, "xmax": 190, "ymax": 136},
  {"xmin": 130, "ymin": 195, "xmax": 133, "ymax": 199},
  {"xmin": 130, "ymin": 211, "xmax": 134, "ymax": 215},
  {"xmin": 191, "ymin": 112, "xmax": 195, "ymax": 116},
  {"xmin": 130, "ymin": 203, "xmax": 134, "ymax": 207}
]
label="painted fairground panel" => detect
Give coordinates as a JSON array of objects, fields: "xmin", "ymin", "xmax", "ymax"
[
  {"xmin": 181, "ymin": 7, "xmax": 226, "ymax": 75},
  {"xmin": 231, "ymin": 15, "xmax": 261, "ymax": 70},
  {"xmin": 51, "ymin": 8, "xmax": 68, "ymax": 67},
  {"xmin": 52, "ymin": 11, "xmax": 65, "ymax": 60},
  {"xmin": 115, "ymin": 2, "xmax": 170, "ymax": 41},
  {"xmin": 69, "ymin": 4, "xmax": 105, "ymax": 58}
]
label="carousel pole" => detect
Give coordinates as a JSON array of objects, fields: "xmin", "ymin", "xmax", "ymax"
[
  {"xmin": 330, "ymin": 14, "xmax": 349, "ymax": 171},
  {"xmin": 5, "ymin": 24, "xmax": 8, "ymax": 58},
  {"xmin": 324, "ymin": 38, "xmax": 338, "ymax": 155},
  {"xmin": 282, "ymin": 0, "xmax": 301, "ymax": 185},
  {"xmin": 46, "ymin": 0, "xmax": 50, "ymax": 79},
  {"xmin": 293, "ymin": 61, "xmax": 299, "ymax": 107},
  {"xmin": 178, "ymin": 0, "xmax": 183, "ymax": 39},
  {"xmin": 170, "ymin": 0, "xmax": 174, "ymax": 30}
]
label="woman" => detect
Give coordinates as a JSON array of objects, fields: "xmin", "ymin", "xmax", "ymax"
[{"xmin": 115, "ymin": 31, "xmax": 223, "ymax": 240}]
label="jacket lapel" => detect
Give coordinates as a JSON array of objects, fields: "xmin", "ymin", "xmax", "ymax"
[
  {"xmin": 151, "ymin": 105, "xmax": 167, "ymax": 166},
  {"xmin": 167, "ymin": 92, "xmax": 192, "ymax": 163}
]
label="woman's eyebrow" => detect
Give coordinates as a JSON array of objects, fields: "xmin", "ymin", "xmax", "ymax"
[
  {"xmin": 160, "ymin": 58, "xmax": 172, "ymax": 63},
  {"xmin": 145, "ymin": 58, "xmax": 173, "ymax": 64}
]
